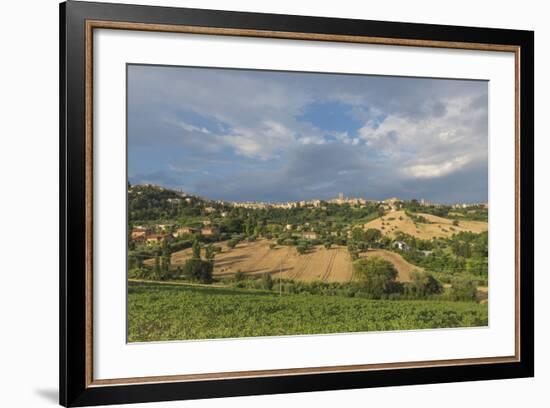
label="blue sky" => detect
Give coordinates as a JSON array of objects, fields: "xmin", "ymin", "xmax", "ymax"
[{"xmin": 128, "ymin": 65, "xmax": 488, "ymax": 204}]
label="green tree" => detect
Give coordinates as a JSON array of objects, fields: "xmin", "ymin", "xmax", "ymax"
[
  {"xmin": 261, "ymin": 273, "xmax": 273, "ymax": 290},
  {"xmin": 234, "ymin": 270, "xmax": 245, "ymax": 282},
  {"xmin": 160, "ymin": 255, "xmax": 172, "ymax": 280},
  {"xmin": 365, "ymin": 228, "xmax": 382, "ymax": 244},
  {"xmin": 161, "ymin": 239, "xmax": 170, "ymax": 257},
  {"xmin": 353, "ymin": 257, "xmax": 399, "ymax": 298},
  {"xmin": 192, "ymin": 240, "xmax": 201, "ymax": 259},
  {"xmin": 297, "ymin": 244, "xmax": 308, "ymax": 255},
  {"xmin": 347, "ymin": 243, "xmax": 360, "ymax": 260},
  {"xmin": 153, "ymin": 255, "xmax": 161, "ymax": 280},
  {"xmin": 449, "ymin": 276, "xmax": 477, "ymax": 301},
  {"xmin": 222, "ymin": 218, "xmax": 243, "ymax": 234},
  {"xmin": 466, "ymin": 257, "xmax": 488, "ymax": 277},
  {"xmin": 183, "ymin": 259, "xmax": 213, "ymax": 283},
  {"xmin": 406, "ymin": 270, "xmax": 443, "ymax": 298},
  {"xmin": 351, "ymin": 227, "xmax": 366, "ymax": 242},
  {"xmin": 205, "ymin": 244, "xmax": 216, "ymax": 261}
]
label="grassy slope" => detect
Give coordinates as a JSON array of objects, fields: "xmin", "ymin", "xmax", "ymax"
[{"xmin": 128, "ymin": 281, "xmax": 488, "ymax": 342}]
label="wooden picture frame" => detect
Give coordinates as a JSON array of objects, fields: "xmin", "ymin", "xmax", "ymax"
[{"xmin": 60, "ymin": 1, "xmax": 534, "ymax": 406}]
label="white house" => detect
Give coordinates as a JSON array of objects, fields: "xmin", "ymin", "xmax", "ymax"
[{"xmin": 393, "ymin": 240, "xmax": 410, "ymax": 251}]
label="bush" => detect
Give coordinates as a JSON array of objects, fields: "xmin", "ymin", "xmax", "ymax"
[
  {"xmin": 128, "ymin": 267, "xmax": 149, "ymax": 279},
  {"xmin": 261, "ymin": 273, "xmax": 274, "ymax": 290},
  {"xmin": 353, "ymin": 257, "xmax": 399, "ymax": 299},
  {"xmin": 192, "ymin": 240, "xmax": 201, "ymax": 259},
  {"xmin": 406, "ymin": 271, "xmax": 443, "ymax": 298},
  {"xmin": 227, "ymin": 239, "xmax": 239, "ymax": 249},
  {"xmin": 205, "ymin": 244, "xmax": 216, "ymax": 261},
  {"xmin": 449, "ymin": 276, "xmax": 477, "ymax": 301},
  {"xmin": 234, "ymin": 270, "xmax": 245, "ymax": 282},
  {"xmin": 183, "ymin": 258, "xmax": 213, "ymax": 283}
]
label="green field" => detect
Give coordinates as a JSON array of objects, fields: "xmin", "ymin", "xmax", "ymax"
[{"xmin": 128, "ymin": 281, "xmax": 488, "ymax": 342}]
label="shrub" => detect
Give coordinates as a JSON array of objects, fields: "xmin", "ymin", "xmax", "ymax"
[
  {"xmin": 192, "ymin": 240, "xmax": 201, "ymax": 259},
  {"xmin": 353, "ymin": 257, "xmax": 399, "ymax": 299},
  {"xmin": 234, "ymin": 270, "xmax": 245, "ymax": 282},
  {"xmin": 205, "ymin": 244, "xmax": 216, "ymax": 261},
  {"xmin": 365, "ymin": 228, "xmax": 382, "ymax": 244},
  {"xmin": 227, "ymin": 239, "xmax": 238, "ymax": 249},
  {"xmin": 406, "ymin": 270, "xmax": 443, "ymax": 298},
  {"xmin": 261, "ymin": 273, "xmax": 274, "ymax": 290},
  {"xmin": 128, "ymin": 267, "xmax": 149, "ymax": 279},
  {"xmin": 183, "ymin": 258, "xmax": 213, "ymax": 283},
  {"xmin": 449, "ymin": 276, "xmax": 477, "ymax": 301}
]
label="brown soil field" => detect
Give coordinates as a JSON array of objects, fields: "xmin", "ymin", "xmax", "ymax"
[
  {"xmin": 364, "ymin": 210, "xmax": 487, "ymax": 239},
  {"xmin": 164, "ymin": 240, "xmax": 417, "ymax": 283},
  {"xmin": 363, "ymin": 249, "xmax": 422, "ymax": 282}
]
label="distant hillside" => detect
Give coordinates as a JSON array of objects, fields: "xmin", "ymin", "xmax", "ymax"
[
  {"xmin": 364, "ymin": 210, "xmax": 488, "ymax": 240},
  {"xmin": 128, "ymin": 184, "xmax": 216, "ymax": 222}
]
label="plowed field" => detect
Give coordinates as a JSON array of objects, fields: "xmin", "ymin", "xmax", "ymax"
[{"xmin": 168, "ymin": 240, "xmax": 415, "ymax": 283}]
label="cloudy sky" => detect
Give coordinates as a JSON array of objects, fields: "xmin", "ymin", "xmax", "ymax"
[{"xmin": 128, "ymin": 64, "xmax": 488, "ymax": 204}]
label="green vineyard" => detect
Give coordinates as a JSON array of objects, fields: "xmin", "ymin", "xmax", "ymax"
[{"xmin": 128, "ymin": 281, "xmax": 488, "ymax": 342}]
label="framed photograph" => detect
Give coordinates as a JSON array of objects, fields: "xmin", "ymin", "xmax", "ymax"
[{"xmin": 60, "ymin": 1, "xmax": 534, "ymax": 406}]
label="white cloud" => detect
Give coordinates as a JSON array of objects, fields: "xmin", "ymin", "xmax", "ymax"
[
  {"xmin": 129, "ymin": 65, "xmax": 488, "ymax": 202},
  {"xmin": 358, "ymin": 95, "xmax": 487, "ymax": 179},
  {"xmin": 403, "ymin": 155, "xmax": 472, "ymax": 179},
  {"xmin": 172, "ymin": 119, "xmax": 211, "ymax": 134}
]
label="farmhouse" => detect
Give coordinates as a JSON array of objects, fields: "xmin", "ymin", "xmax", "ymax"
[
  {"xmin": 131, "ymin": 234, "xmax": 146, "ymax": 244},
  {"xmin": 302, "ymin": 231, "xmax": 318, "ymax": 240},
  {"xmin": 174, "ymin": 226, "xmax": 199, "ymax": 236},
  {"xmin": 146, "ymin": 234, "xmax": 172, "ymax": 245},
  {"xmin": 393, "ymin": 240, "xmax": 411, "ymax": 251},
  {"xmin": 131, "ymin": 226, "xmax": 153, "ymax": 241},
  {"xmin": 201, "ymin": 226, "xmax": 220, "ymax": 236},
  {"xmin": 157, "ymin": 223, "xmax": 174, "ymax": 231}
]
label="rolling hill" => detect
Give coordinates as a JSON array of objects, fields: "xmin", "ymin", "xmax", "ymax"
[{"xmin": 364, "ymin": 210, "xmax": 487, "ymax": 239}]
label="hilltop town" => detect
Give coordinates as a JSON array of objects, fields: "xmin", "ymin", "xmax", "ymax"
[
  {"xmin": 131, "ymin": 183, "xmax": 487, "ymax": 211},
  {"xmin": 128, "ymin": 183, "xmax": 488, "ymax": 246}
]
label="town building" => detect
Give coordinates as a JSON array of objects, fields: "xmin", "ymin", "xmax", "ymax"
[
  {"xmin": 174, "ymin": 226, "xmax": 199, "ymax": 236},
  {"xmin": 131, "ymin": 226, "xmax": 154, "ymax": 241},
  {"xmin": 302, "ymin": 231, "xmax": 318, "ymax": 240},
  {"xmin": 146, "ymin": 234, "xmax": 172, "ymax": 245},
  {"xmin": 201, "ymin": 226, "xmax": 220, "ymax": 236}
]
